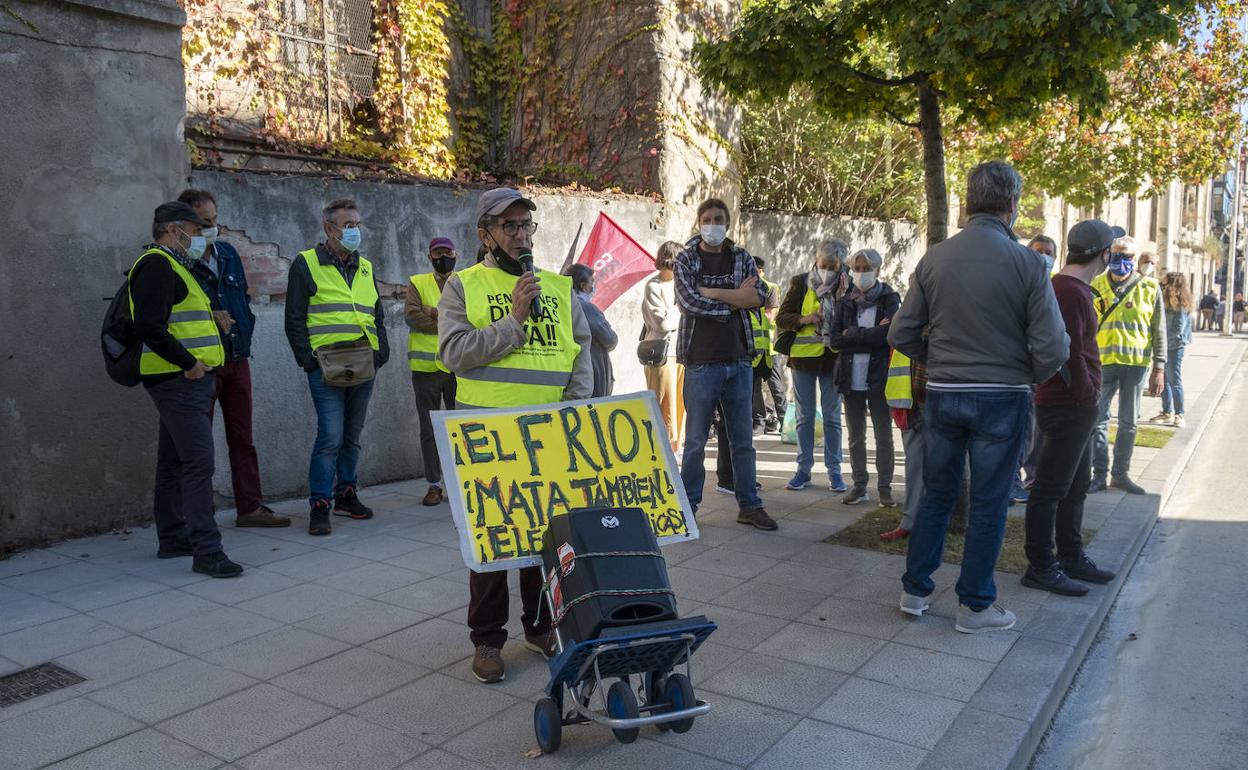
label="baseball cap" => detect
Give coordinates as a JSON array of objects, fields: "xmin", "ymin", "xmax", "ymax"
[
  {"xmin": 1066, "ymin": 220, "xmax": 1126, "ymax": 257},
  {"xmin": 429, "ymin": 237, "xmax": 455, "ymax": 252},
  {"xmin": 473, "ymin": 187, "xmax": 535, "ymax": 225},
  {"xmin": 153, "ymin": 201, "xmax": 210, "ymax": 227}
]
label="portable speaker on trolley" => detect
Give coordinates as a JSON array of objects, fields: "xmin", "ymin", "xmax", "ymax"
[{"xmin": 532, "ymin": 506, "xmax": 716, "ymax": 753}]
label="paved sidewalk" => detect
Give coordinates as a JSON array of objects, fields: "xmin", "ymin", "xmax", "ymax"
[{"xmin": 1, "ymin": 334, "xmax": 1242, "ymax": 770}]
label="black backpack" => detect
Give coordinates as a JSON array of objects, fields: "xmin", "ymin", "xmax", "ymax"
[{"xmin": 101, "ymin": 273, "xmax": 141, "ymax": 387}]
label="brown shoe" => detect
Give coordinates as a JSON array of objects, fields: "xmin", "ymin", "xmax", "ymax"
[
  {"xmin": 422, "ymin": 485, "xmax": 444, "ymax": 507},
  {"xmin": 471, "ymin": 645, "xmax": 505, "ymax": 683},
  {"xmin": 523, "ymin": 630, "xmax": 558, "ymax": 659},
  {"xmin": 236, "ymin": 505, "xmax": 292, "ymax": 528}
]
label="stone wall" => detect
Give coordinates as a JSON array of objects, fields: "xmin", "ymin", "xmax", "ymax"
[{"xmin": 0, "ymin": 0, "xmax": 190, "ymax": 549}]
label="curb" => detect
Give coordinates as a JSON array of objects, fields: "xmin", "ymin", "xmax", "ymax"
[{"xmin": 1009, "ymin": 342, "xmax": 1245, "ymax": 769}]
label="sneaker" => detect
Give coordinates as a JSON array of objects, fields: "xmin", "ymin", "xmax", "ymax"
[
  {"xmin": 235, "ymin": 505, "xmax": 291, "ymax": 528},
  {"xmin": 1061, "ymin": 554, "xmax": 1116, "ymax": 584},
  {"xmin": 1110, "ymin": 475, "xmax": 1146, "ymax": 495},
  {"xmin": 879, "ymin": 527, "xmax": 910, "ymax": 542},
  {"xmin": 954, "ymin": 604, "xmax": 1016, "ymax": 634},
  {"xmin": 842, "ymin": 486, "xmax": 869, "ymax": 505},
  {"xmin": 752, "ymin": 424, "xmax": 765, "ymax": 437},
  {"xmin": 1087, "ymin": 475, "xmax": 1108, "ymax": 494},
  {"xmin": 523, "ymin": 630, "xmax": 558, "ymax": 659},
  {"xmin": 764, "ymin": 421, "xmax": 780, "ymax": 434},
  {"xmin": 829, "ymin": 473, "xmax": 848, "ymax": 493},
  {"xmin": 1173, "ymin": 414, "xmax": 1185, "ymax": 428},
  {"xmin": 192, "ymin": 551, "xmax": 244, "ymax": 579},
  {"xmin": 1021, "ymin": 565, "xmax": 1089, "ymax": 596},
  {"xmin": 1010, "ymin": 487, "xmax": 1030, "ymax": 505},
  {"xmin": 878, "ymin": 488, "xmax": 896, "ymax": 507},
  {"xmin": 308, "ymin": 499, "xmax": 332, "ymax": 536},
  {"xmin": 422, "ymin": 485, "xmax": 445, "ymax": 506},
  {"xmin": 1149, "ymin": 411, "xmax": 1173, "ymax": 424},
  {"xmin": 334, "ymin": 486, "xmax": 374, "ymax": 519},
  {"xmin": 715, "ymin": 483, "xmax": 735, "ymax": 495},
  {"xmin": 156, "ymin": 540, "xmax": 194, "ymax": 559},
  {"xmin": 899, "ymin": 591, "xmax": 930, "ymax": 617},
  {"xmin": 471, "ymin": 645, "xmax": 505, "ymax": 683},
  {"xmin": 737, "ymin": 508, "xmax": 778, "ymax": 531},
  {"xmin": 785, "ymin": 472, "xmax": 811, "ymax": 491}
]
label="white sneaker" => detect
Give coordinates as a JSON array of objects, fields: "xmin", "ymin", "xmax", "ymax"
[
  {"xmin": 899, "ymin": 592, "xmax": 930, "ymax": 617},
  {"xmin": 1173, "ymin": 414, "xmax": 1185, "ymax": 428},
  {"xmin": 954, "ymin": 603, "xmax": 1016, "ymax": 634},
  {"xmin": 1149, "ymin": 411, "xmax": 1172, "ymax": 424}
]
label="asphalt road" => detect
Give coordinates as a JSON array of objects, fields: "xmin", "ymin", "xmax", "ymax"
[{"xmin": 1032, "ymin": 363, "xmax": 1248, "ymax": 769}]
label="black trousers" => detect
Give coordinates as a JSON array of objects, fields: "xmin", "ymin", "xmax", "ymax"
[
  {"xmin": 843, "ymin": 389, "xmax": 895, "ymax": 489},
  {"xmin": 752, "ymin": 358, "xmax": 786, "ymax": 427},
  {"xmin": 714, "ymin": 402, "xmax": 733, "ymax": 486},
  {"xmin": 147, "ymin": 376, "xmax": 222, "ymax": 556},
  {"xmin": 411, "ymin": 370, "xmax": 457, "ymax": 484},
  {"xmin": 1023, "ymin": 403, "xmax": 1099, "ymax": 569}
]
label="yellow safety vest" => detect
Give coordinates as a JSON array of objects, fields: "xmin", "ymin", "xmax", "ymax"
[
  {"xmin": 884, "ymin": 349, "xmax": 913, "ymax": 409},
  {"xmin": 1091, "ymin": 273, "xmax": 1158, "ymax": 368},
  {"xmin": 750, "ymin": 280, "xmax": 778, "ymax": 368},
  {"xmin": 301, "ymin": 249, "xmax": 380, "ymax": 352},
  {"xmin": 128, "ymin": 248, "xmax": 224, "ymax": 375},
  {"xmin": 790, "ymin": 287, "xmax": 824, "ymax": 358},
  {"xmin": 407, "ymin": 272, "xmax": 447, "ymax": 373},
  {"xmin": 454, "ymin": 263, "xmax": 581, "ymax": 408}
]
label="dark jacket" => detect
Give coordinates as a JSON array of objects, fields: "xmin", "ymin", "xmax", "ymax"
[
  {"xmin": 888, "ymin": 214, "xmax": 1069, "ymax": 385},
  {"xmin": 776, "ymin": 272, "xmax": 837, "ymax": 374},
  {"xmin": 578, "ymin": 293, "xmax": 618, "ymax": 397},
  {"xmin": 284, "ymin": 244, "xmax": 390, "ymax": 373},
  {"xmin": 826, "ymin": 282, "xmax": 901, "ymax": 393},
  {"xmin": 190, "ymin": 240, "xmax": 256, "ymax": 360}
]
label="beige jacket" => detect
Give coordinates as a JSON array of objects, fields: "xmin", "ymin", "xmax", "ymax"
[{"xmin": 438, "ymin": 254, "xmax": 593, "ymax": 401}]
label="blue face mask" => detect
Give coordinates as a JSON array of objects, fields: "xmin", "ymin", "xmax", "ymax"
[
  {"xmin": 1042, "ymin": 255, "xmax": 1055, "ymax": 274},
  {"xmin": 1109, "ymin": 256, "xmax": 1135, "ymax": 277},
  {"xmin": 339, "ymin": 226, "xmax": 362, "ymax": 252},
  {"xmin": 179, "ymin": 227, "xmax": 207, "ymax": 261}
]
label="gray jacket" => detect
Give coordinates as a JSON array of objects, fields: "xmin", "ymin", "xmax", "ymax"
[
  {"xmin": 888, "ymin": 214, "xmax": 1069, "ymax": 386},
  {"xmin": 438, "ymin": 255, "xmax": 593, "ymax": 403}
]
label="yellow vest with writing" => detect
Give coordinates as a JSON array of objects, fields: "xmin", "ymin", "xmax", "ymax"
[
  {"xmin": 1091, "ymin": 273, "xmax": 1158, "ymax": 368},
  {"xmin": 128, "ymin": 248, "xmax": 225, "ymax": 375},
  {"xmin": 455, "ymin": 263, "xmax": 581, "ymax": 408},
  {"xmin": 407, "ymin": 272, "xmax": 447, "ymax": 373},
  {"xmin": 790, "ymin": 287, "xmax": 824, "ymax": 358},
  {"xmin": 301, "ymin": 249, "xmax": 380, "ymax": 352},
  {"xmin": 884, "ymin": 349, "xmax": 913, "ymax": 409}
]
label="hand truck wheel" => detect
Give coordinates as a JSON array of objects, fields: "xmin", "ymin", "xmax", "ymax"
[
  {"xmin": 644, "ymin": 671, "xmax": 671, "ymax": 732},
  {"xmin": 606, "ymin": 679, "xmax": 641, "ymax": 744},
  {"xmin": 534, "ymin": 697, "xmax": 562, "ymax": 754},
  {"xmin": 664, "ymin": 673, "xmax": 697, "ymax": 733}
]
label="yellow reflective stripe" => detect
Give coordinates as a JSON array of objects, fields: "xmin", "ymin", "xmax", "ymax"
[
  {"xmin": 458, "ymin": 366, "xmax": 571, "ymax": 387},
  {"xmin": 408, "ymin": 351, "xmax": 436, "ymax": 361},
  {"xmin": 308, "ymin": 324, "xmax": 371, "ymax": 335},
  {"xmin": 168, "ymin": 310, "xmax": 213, "ymax": 323},
  {"xmin": 309, "ymin": 302, "xmax": 374, "ymax": 314}
]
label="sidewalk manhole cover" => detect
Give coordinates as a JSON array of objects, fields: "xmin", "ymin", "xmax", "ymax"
[{"xmin": 0, "ymin": 663, "xmax": 86, "ymax": 707}]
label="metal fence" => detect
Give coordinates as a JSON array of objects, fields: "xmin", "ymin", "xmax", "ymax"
[{"xmin": 262, "ymin": 0, "xmax": 378, "ymax": 144}]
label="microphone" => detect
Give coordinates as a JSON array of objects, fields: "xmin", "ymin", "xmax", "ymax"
[{"xmin": 519, "ymin": 248, "xmax": 541, "ymax": 319}]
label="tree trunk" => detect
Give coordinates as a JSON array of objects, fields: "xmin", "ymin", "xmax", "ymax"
[{"xmin": 917, "ymin": 76, "xmax": 948, "ymax": 246}]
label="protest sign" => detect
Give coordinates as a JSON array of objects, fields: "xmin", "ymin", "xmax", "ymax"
[{"xmin": 432, "ymin": 391, "xmax": 698, "ymax": 572}]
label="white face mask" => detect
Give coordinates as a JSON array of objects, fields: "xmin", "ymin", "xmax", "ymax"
[
  {"xmin": 815, "ymin": 268, "xmax": 833, "ymax": 285},
  {"xmin": 699, "ymin": 224, "xmax": 727, "ymax": 246},
  {"xmin": 852, "ymin": 270, "xmax": 877, "ymax": 291},
  {"xmin": 202, "ymin": 226, "xmax": 219, "ymax": 245}
]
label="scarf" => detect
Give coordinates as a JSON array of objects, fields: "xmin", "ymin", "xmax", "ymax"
[
  {"xmin": 850, "ymin": 280, "xmax": 884, "ymax": 313},
  {"xmin": 807, "ymin": 264, "xmax": 842, "ymax": 339}
]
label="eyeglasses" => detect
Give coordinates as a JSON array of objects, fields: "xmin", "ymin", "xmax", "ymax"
[{"xmin": 498, "ymin": 220, "xmax": 538, "ymax": 237}]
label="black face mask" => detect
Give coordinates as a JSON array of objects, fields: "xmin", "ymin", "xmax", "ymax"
[
  {"xmin": 491, "ymin": 244, "xmax": 524, "ymax": 276},
  {"xmin": 432, "ymin": 256, "xmax": 456, "ymax": 275}
]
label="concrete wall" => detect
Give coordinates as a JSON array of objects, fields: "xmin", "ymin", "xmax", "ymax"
[
  {"xmin": 193, "ymin": 169, "xmax": 924, "ymax": 505},
  {"xmin": 0, "ymin": 0, "xmax": 190, "ymax": 550}
]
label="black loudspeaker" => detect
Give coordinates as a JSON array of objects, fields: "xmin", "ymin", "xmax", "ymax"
[{"xmin": 541, "ymin": 507, "xmax": 678, "ymax": 644}]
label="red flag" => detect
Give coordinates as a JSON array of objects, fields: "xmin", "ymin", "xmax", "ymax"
[{"xmin": 575, "ymin": 212, "xmax": 655, "ymax": 310}]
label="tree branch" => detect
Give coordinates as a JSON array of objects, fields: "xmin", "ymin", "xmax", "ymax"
[
  {"xmin": 883, "ymin": 108, "xmax": 921, "ymax": 129},
  {"xmin": 850, "ymin": 69, "xmax": 925, "ymax": 88}
]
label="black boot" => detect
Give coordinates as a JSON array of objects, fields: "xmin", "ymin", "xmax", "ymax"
[
  {"xmin": 334, "ymin": 486, "xmax": 374, "ymax": 519},
  {"xmin": 192, "ymin": 551, "xmax": 244, "ymax": 579},
  {"xmin": 1061, "ymin": 554, "xmax": 1116, "ymax": 584},
  {"xmin": 1021, "ymin": 564, "xmax": 1089, "ymax": 597}
]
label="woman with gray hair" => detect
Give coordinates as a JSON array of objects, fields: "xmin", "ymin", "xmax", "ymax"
[
  {"xmin": 775, "ymin": 238, "xmax": 850, "ymax": 491},
  {"xmin": 826, "ymin": 248, "xmax": 901, "ymax": 506}
]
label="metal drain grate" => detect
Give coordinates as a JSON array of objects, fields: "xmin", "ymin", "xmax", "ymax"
[{"xmin": 0, "ymin": 663, "xmax": 86, "ymax": 707}]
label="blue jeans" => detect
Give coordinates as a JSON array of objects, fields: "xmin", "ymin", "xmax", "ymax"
[
  {"xmin": 1162, "ymin": 346, "xmax": 1185, "ymax": 415},
  {"xmin": 1093, "ymin": 364, "xmax": 1146, "ymax": 478},
  {"xmin": 307, "ymin": 369, "xmax": 376, "ymax": 504},
  {"xmin": 681, "ymin": 361, "xmax": 762, "ymax": 513},
  {"xmin": 902, "ymin": 389, "xmax": 1031, "ymax": 611},
  {"xmin": 791, "ymin": 368, "xmax": 843, "ymax": 482}
]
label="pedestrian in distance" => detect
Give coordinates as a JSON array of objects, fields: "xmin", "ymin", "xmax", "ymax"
[
  {"xmin": 566, "ymin": 264, "xmax": 617, "ymax": 397},
  {"xmin": 129, "ymin": 202, "xmax": 242, "ymax": 577},
  {"xmin": 1198, "ymin": 289, "xmax": 1217, "ymax": 331},
  {"xmin": 890, "ymin": 160, "xmax": 1069, "ymax": 634},
  {"xmin": 641, "ymin": 241, "xmax": 685, "ymax": 452},
  {"xmin": 1234, "ymin": 292, "xmax": 1246, "ymax": 334},
  {"xmin": 438, "ymin": 187, "xmax": 592, "ymax": 684},
  {"xmin": 776, "ymin": 239, "xmax": 850, "ymax": 493},
  {"xmin": 284, "ymin": 199, "xmax": 389, "ymax": 535},
  {"xmin": 1022, "ymin": 220, "xmax": 1121, "ymax": 597},
  {"xmin": 825, "ymin": 248, "xmax": 900, "ymax": 507},
  {"xmin": 1151, "ymin": 272, "xmax": 1194, "ymax": 428},
  {"xmin": 177, "ymin": 189, "xmax": 290, "ymax": 529},
  {"xmin": 405, "ymin": 236, "xmax": 459, "ymax": 507},
  {"xmin": 675, "ymin": 198, "xmax": 776, "ymax": 531},
  {"xmin": 1088, "ymin": 234, "xmax": 1166, "ymax": 496}
]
